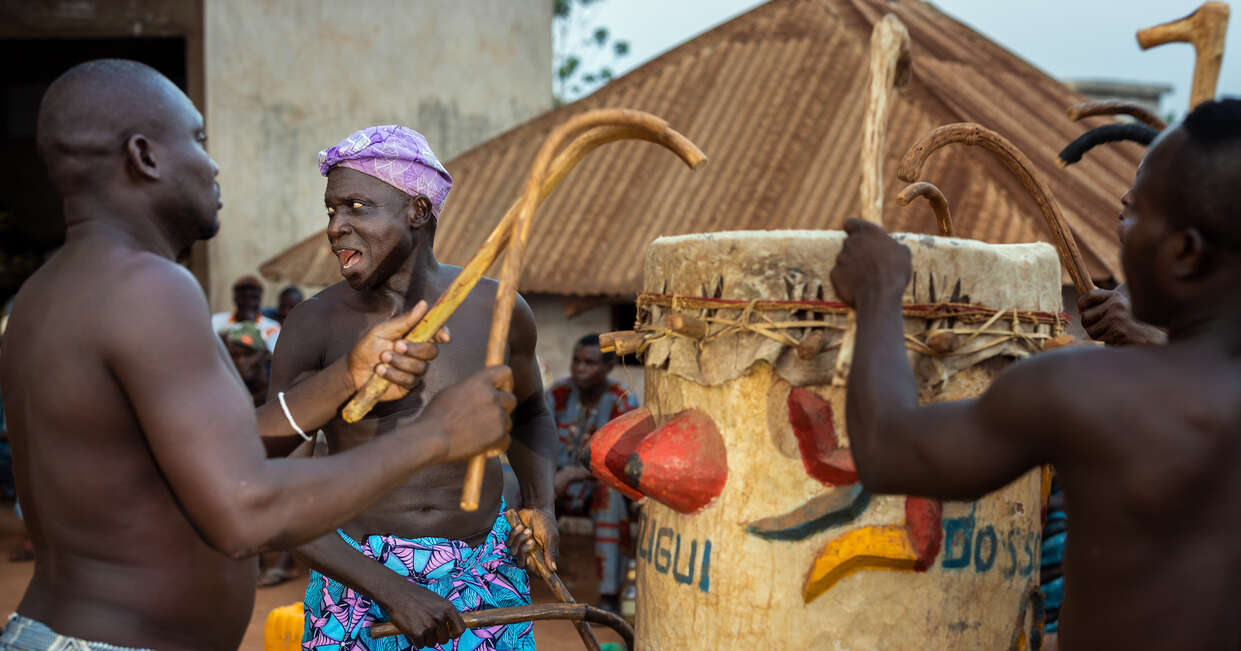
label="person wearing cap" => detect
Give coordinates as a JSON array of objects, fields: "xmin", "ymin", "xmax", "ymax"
[
  {"xmin": 221, "ymin": 322, "xmax": 271, "ymax": 407},
  {"xmin": 211, "ymin": 274, "xmax": 282, "ymax": 351},
  {"xmin": 271, "ymin": 125, "xmax": 557, "ymax": 650}
]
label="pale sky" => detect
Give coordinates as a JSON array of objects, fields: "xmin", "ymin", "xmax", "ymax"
[{"xmin": 573, "ymin": 0, "xmax": 1239, "ymax": 119}]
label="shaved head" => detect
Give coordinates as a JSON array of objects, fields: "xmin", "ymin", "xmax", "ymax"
[
  {"xmin": 36, "ymin": 59, "xmax": 221, "ymax": 246},
  {"xmin": 1162, "ymin": 98, "xmax": 1241, "ymax": 250},
  {"xmin": 37, "ymin": 59, "xmax": 190, "ymax": 194}
]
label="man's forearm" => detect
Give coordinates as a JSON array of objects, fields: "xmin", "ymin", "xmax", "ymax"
[
  {"xmin": 293, "ymin": 529, "xmax": 411, "ymax": 610},
  {"xmin": 507, "ymin": 396, "xmax": 557, "ymax": 511},
  {"xmin": 847, "ymin": 289, "xmax": 918, "ymax": 469},
  {"xmin": 225, "ymin": 422, "xmax": 446, "ymax": 556},
  {"xmin": 257, "ymin": 356, "xmax": 352, "ymax": 441}
]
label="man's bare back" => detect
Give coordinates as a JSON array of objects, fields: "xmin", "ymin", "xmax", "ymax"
[
  {"xmin": 0, "ymin": 60, "xmax": 514, "ymax": 650},
  {"xmin": 3, "ymin": 246, "xmax": 261, "ymax": 645},
  {"xmin": 1029, "ymin": 345, "xmax": 1241, "ymax": 648},
  {"xmin": 829, "ymin": 99, "xmax": 1241, "ymax": 650}
]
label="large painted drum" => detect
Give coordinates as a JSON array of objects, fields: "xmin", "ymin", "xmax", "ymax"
[{"xmin": 591, "ymin": 230, "xmax": 1063, "ymax": 650}]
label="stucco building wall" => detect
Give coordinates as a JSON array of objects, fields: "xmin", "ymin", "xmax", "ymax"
[
  {"xmin": 204, "ymin": 0, "xmax": 552, "ymax": 310},
  {"xmin": 527, "ymin": 295, "xmax": 645, "ymax": 403}
]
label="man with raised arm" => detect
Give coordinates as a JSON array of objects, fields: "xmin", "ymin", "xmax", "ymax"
[
  {"xmin": 270, "ymin": 126, "xmax": 558, "ymax": 650},
  {"xmin": 829, "ymin": 99, "xmax": 1241, "ymax": 650},
  {"xmin": 0, "ymin": 59, "xmax": 515, "ymax": 651}
]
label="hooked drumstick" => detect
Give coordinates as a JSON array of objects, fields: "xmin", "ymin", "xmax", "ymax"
[
  {"xmin": 1137, "ymin": 1, "xmax": 1230, "ymax": 110},
  {"xmin": 502, "ymin": 509, "xmax": 603, "ymax": 651},
  {"xmin": 369, "ymin": 603, "xmax": 634, "ymax": 650},
  {"xmin": 895, "ymin": 182, "xmax": 953, "ymax": 236},
  {"xmin": 1065, "ymin": 100, "xmax": 1167, "ymax": 130},
  {"xmin": 897, "ymin": 123, "xmax": 1095, "ymax": 295},
  {"xmin": 1057, "ymin": 123, "xmax": 1160, "ymax": 167},
  {"xmin": 463, "ymin": 110, "xmax": 705, "ymax": 511}
]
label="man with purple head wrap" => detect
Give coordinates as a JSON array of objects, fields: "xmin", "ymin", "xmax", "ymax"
[{"xmin": 268, "ymin": 126, "xmax": 559, "ymax": 651}]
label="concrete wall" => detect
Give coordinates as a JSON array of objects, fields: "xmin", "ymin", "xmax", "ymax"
[
  {"xmin": 526, "ymin": 295, "xmax": 645, "ymax": 402},
  {"xmin": 203, "ymin": 0, "xmax": 552, "ymax": 310}
]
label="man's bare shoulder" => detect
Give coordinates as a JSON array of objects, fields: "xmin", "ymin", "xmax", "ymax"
[
  {"xmin": 982, "ymin": 344, "xmax": 1155, "ymax": 430},
  {"xmin": 280, "ymin": 282, "xmax": 363, "ymax": 331},
  {"xmin": 436, "ymin": 264, "xmax": 498, "ymax": 298}
]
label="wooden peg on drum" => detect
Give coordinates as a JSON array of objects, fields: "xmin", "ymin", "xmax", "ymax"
[{"xmin": 599, "ymin": 330, "xmax": 646, "ymax": 357}]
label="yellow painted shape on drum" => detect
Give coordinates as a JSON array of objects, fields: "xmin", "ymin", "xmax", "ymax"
[
  {"xmin": 264, "ymin": 602, "xmax": 305, "ymax": 651},
  {"xmin": 803, "ymin": 524, "xmax": 919, "ymax": 603}
]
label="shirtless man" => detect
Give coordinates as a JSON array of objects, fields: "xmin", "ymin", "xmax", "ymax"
[
  {"xmin": 829, "ymin": 98, "xmax": 1241, "ymax": 650},
  {"xmin": 269, "ymin": 126, "xmax": 557, "ymax": 650},
  {"xmin": 0, "ymin": 60, "xmax": 515, "ymax": 651}
]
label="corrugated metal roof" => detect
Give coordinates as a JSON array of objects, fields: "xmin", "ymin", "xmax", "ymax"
[{"xmin": 261, "ymin": 0, "xmax": 1139, "ymax": 294}]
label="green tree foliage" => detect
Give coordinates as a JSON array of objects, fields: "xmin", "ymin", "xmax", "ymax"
[{"xmin": 554, "ymin": 0, "xmax": 630, "ymax": 103}]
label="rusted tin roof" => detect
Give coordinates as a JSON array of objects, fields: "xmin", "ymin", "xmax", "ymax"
[{"xmin": 261, "ymin": 0, "xmax": 1139, "ymax": 293}]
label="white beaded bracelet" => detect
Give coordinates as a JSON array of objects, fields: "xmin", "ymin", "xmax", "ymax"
[{"xmin": 277, "ymin": 391, "xmax": 311, "ymax": 442}]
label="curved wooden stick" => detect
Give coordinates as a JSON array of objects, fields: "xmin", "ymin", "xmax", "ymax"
[
  {"xmin": 859, "ymin": 14, "xmax": 912, "ymax": 226},
  {"xmin": 460, "ymin": 109, "xmax": 707, "ymax": 510},
  {"xmin": 896, "ymin": 182, "xmax": 953, "ymax": 236},
  {"xmin": 896, "ymin": 123, "xmax": 1094, "ymax": 294},
  {"xmin": 503, "ymin": 510, "xmax": 601, "ymax": 651},
  {"xmin": 835, "ymin": 14, "xmax": 912, "ymax": 388},
  {"xmin": 1065, "ymin": 100, "xmax": 1167, "ymax": 130},
  {"xmin": 1137, "ymin": 1, "xmax": 1230, "ymax": 109},
  {"xmin": 1058, "ymin": 123, "xmax": 1160, "ymax": 167},
  {"xmin": 370, "ymin": 603, "xmax": 635, "ymax": 650}
]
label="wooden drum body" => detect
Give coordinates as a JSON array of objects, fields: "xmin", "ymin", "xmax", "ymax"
[{"xmin": 593, "ymin": 231, "xmax": 1062, "ymax": 650}]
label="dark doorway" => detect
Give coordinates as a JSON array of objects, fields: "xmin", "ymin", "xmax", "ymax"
[{"xmin": 0, "ymin": 37, "xmax": 187, "ymax": 308}]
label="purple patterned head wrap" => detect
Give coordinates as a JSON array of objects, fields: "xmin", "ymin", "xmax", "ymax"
[{"xmin": 317, "ymin": 125, "xmax": 453, "ymax": 217}]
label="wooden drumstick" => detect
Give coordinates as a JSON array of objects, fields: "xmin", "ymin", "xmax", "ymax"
[
  {"xmin": 858, "ymin": 13, "xmax": 911, "ymax": 227},
  {"xmin": 836, "ymin": 14, "xmax": 911, "ymax": 387},
  {"xmin": 1065, "ymin": 100, "xmax": 1167, "ymax": 130},
  {"xmin": 369, "ymin": 603, "xmax": 634, "ymax": 650},
  {"xmin": 502, "ymin": 509, "xmax": 602, "ymax": 651},
  {"xmin": 897, "ymin": 123, "xmax": 1095, "ymax": 295},
  {"xmin": 895, "ymin": 182, "xmax": 953, "ymax": 236},
  {"xmin": 1137, "ymin": 1, "xmax": 1230, "ymax": 110},
  {"xmin": 461, "ymin": 109, "xmax": 705, "ymax": 511}
]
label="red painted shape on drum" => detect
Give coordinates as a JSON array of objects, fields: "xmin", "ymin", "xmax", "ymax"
[
  {"xmin": 589, "ymin": 407, "xmax": 653, "ymax": 501},
  {"xmin": 905, "ymin": 497, "xmax": 944, "ymax": 571},
  {"xmin": 626, "ymin": 409, "xmax": 727, "ymax": 513},
  {"xmin": 787, "ymin": 388, "xmax": 859, "ymax": 486}
]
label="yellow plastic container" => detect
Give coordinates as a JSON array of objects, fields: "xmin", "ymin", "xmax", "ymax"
[{"xmin": 264, "ymin": 602, "xmax": 305, "ymax": 651}]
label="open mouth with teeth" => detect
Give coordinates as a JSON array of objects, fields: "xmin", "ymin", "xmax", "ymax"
[{"xmin": 334, "ymin": 248, "xmax": 363, "ymax": 271}]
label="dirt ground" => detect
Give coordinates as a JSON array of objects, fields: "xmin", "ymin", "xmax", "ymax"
[{"xmin": 0, "ymin": 522, "xmax": 623, "ymax": 651}]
